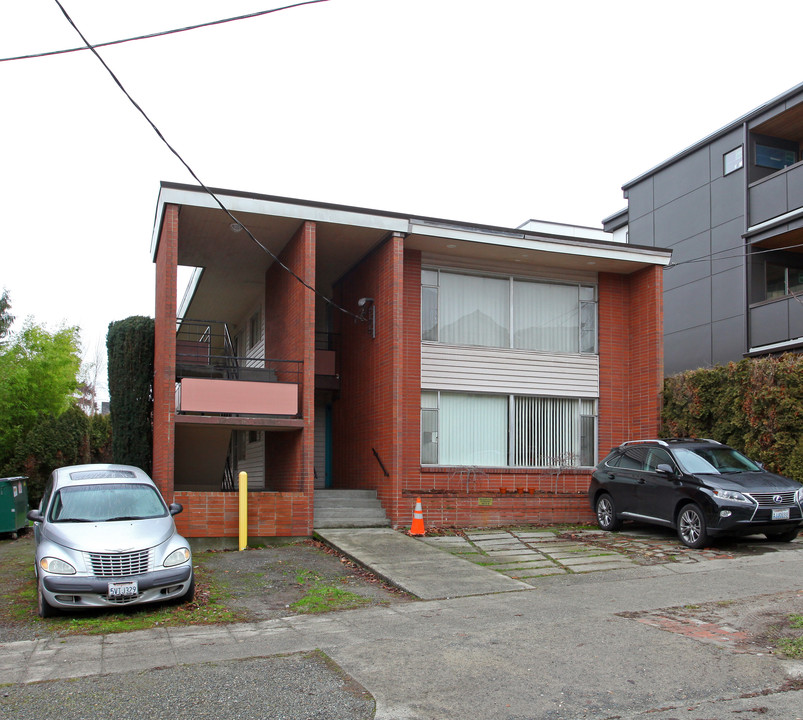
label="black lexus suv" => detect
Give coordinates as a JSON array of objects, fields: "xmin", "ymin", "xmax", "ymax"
[{"xmin": 588, "ymin": 439, "xmax": 803, "ymax": 548}]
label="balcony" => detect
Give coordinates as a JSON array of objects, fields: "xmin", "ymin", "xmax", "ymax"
[
  {"xmin": 747, "ymin": 102, "xmax": 803, "ymax": 230},
  {"xmin": 748, "ymin": 159, "xmax": 803, "ymax": 227},
  {"xmin": 175, "ymin": 319, "xmax": 301, "ymax": 418}
]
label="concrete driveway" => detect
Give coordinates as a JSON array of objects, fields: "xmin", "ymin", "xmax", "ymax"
[{"xmin": 2, "ymin": 529, "xmax": 803, "ymax": 719}]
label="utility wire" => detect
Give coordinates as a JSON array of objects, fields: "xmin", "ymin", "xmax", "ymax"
[
  {"xmin": 52, "ymin": 0, "xmax": 364, "ymax": 323},
  {"xmin": 2, "ymin": 1, "xmax": 328, "ymax": 63},
  {"xmin": 666, "ymin": 240, "xmax": 803, "ymax": 269}
]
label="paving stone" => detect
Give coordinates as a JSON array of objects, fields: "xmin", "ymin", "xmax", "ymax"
[
  {"xmin": 512, "ymin": 567, "xmax": 568, "ymax": 578},
  {"xmin": 491, "ymin": 561, "xmax": 558, "ymax": 571},
  {"xmin": 484, "ymin": 554, "xmax": 544, "ymax": 563},
  {"xmin": 556, "ymin": 554, "xmax": 626, "ymax": 566},
  {"xmin": 471, "ymin": 537, "xmax": 522, "ymax": 547},
  {"xmin": 513, "ymin": 532, "xmax": 558, "ymax": 539},
  {"xmin": 569, "ymin": 561, "xmax": 636, "ymax": 573},
  {"xmin": 481, "ymin": 545, "xmax": 529, "ymax": 552}
]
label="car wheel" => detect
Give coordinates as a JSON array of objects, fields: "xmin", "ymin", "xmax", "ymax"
[
  {"xmin": 595, "ymin": 494, "xmax": 621, "ymax": 531},
  {"xmin": 37, "ymin": 580, "xmax": 59, "ymax": 618},
  {"xmin": 765, "ymin": 529, "xmax": 799, "ymax": 543},
  {"xmin": 677, "ymin": 503, "xmax": 708, "ymax": 549},
  {"xmin": 176, "ymin": 575, "xmax": 195, "ymax": 604}
]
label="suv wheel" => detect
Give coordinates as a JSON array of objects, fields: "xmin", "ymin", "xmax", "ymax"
[
  {"xmin": 765, "ymin": 529, "xmax": 799, "ymax": 543},
  {"xmin": 595, "ymin": 494, "xmax": 621, "ymax": 531},
  {"xmin": 678, "ymin": 503, "xmax": 708, "ymax": 548}
]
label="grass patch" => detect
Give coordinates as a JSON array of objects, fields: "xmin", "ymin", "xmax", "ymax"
[
  {"xmin": 290, "ymin": 572, "xmax": 373, "ymax": 614},
  {"xmin": 774, "ymin": 613, "xmax": 803, "ymax": 659},
  {"xmin": 777, "ymin": 636, "xmax": 803, "ymax": 659},
  {"xmin": 0, "ymin": 546, "xmax": 247, "ymax": 636}
]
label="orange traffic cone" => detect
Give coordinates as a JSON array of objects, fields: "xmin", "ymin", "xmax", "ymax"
[{"xmin": 410, "ymin": 497, "xmax": 425, "ymax": 536}]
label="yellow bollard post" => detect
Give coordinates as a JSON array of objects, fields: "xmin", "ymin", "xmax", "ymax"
[{"xmin": 238, "ymin": 471, "xmax": 248, "ymax": 551}]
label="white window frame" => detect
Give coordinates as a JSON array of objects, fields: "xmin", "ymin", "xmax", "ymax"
[
  {"xmin": 421, "ymin": 268, "xmax": 597, "ymax": 355},
  {"xmin": 421, "ymin": 391, "xmax": 597, "ymax": 468}
]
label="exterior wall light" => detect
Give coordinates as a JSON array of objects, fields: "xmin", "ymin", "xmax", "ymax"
[{"xmin": 358, "ymin": 297, "xmax": 375, "ymax": 339}]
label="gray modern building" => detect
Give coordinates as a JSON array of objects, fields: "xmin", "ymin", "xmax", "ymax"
[{"xmin": 606, "ymin": 82, "xmax": 803, "ymax": 375}]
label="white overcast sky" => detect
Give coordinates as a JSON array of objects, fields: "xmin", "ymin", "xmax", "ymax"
[{"xmin": 2, "ymin": 0, "xmax": 802, "ymax": 397}]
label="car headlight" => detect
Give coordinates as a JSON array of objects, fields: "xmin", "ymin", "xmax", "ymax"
[
  {"xmin": 164, "ymin": 547, "xmax": 191, "ymax": 567},
  {"xmin": 796, "ymin": 486, "xmax": 803, "ymax": 504},
  {"xmin": 712, "ymin": 489, "xmax": 754, "ymax": 504},
  {"xmin": 40, "ymin": 557, "xmax": 76, "ymax": 575}
]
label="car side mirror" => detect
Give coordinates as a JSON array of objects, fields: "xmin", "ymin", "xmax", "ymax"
[
  {"xmin": 27, "ymin": 509, "xmax": 44, "ymax": 523},
  {"xmin": 656, "ymin": 464, "xmax": 676, "ymax": 476},
  {"xmin": 168, "ymin": 502, "xmax": 183, "ymax": 516}
]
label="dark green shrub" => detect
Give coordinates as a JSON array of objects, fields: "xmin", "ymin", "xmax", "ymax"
[
  {"xmin": 107, "ymin": 317, "xmax": 154, "ymax": 473},
  {"xmin": 11, "ymin": 405, "xmax": 90, "ymax": 504},
  {"xmin": 662, "ymin": 354, "xmax": 803, "ymax": 482}
]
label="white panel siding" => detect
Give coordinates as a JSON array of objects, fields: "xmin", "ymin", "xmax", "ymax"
[
  {"xmin": 238, "ymin": 432, "xmax": 265, "ymax": 489},
  {"xmin": 422, "ymin": 253, "xmax": 598, "ymax": 284},
  {"xmin": 421, "ymin": 344, "xmax": 599, "ymax": 397}
]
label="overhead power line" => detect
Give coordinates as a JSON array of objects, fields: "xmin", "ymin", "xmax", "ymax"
[
  {"xmin": 2, "ymin": 1, "xmax": 329, "ymax": 63},
  {"xmin": 51, "ymin": 0, "xmax": 364, "ymax": 323},
  {"xmin": 666, "ymin": 240, "xmax": 803, "ymax": 269}
]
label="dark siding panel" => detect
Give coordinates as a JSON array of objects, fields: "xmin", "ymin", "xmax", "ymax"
[
  {"xmin": 750, "ymin": 174, "xmax": 788, "ymax": 226},
  {"xmin": 712, "ymin": 317, "xmax": 745, "ymax": 365},
  {"xmin": 664, "ymin": 277, "xmax": 712, "ymax": 335},
  {"xmin": 654, "ymin": 186, "xmax": 710, "ymax": 247},
  {"xmin": 711, "ymin": 267, "xmax": 745, "ymax": 323},
  {"xmin": 711, "ymin": 173, "xmax": 745, "ymax": 228},
  {"xmin": 665, "ymin": 324, "xmax": 712, "ymax": 375},
  {"xmin": 654, "ymin": 149, "xmax": 710, "ymax": 208},
  {"xmin": 787, "ymin": 163, "xmax": 803, "ymax": 215},
  {"xmin": 662, "ymin": 231, "xmax": 711, "ymax": 291},
  {"xmin": 711, "ymin": 218, "xmax": 744, "ymax": 275},
  {"xmin": 750, "ymin": 301, "xmax": 789, "ymax": 347},
  {"xmin": 789, "ymin": 299, "xmax": 803, "ymax": 340},
  {"xmin": 627, "ymin": 177, "xmax": 654, "ymax": 222},
  {"xmin": 628, "ymin": 213, "xmax": 654, "ymax": 246}
]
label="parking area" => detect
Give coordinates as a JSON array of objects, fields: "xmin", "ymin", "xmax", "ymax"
[{"xmin": 420, "ymin": 525, "xmax": 803, "ymax": 584}]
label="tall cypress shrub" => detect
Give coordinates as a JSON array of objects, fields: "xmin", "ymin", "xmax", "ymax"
[{"xmin": 107, "ymin": 316, "xmax": 154, "ymax": 473}]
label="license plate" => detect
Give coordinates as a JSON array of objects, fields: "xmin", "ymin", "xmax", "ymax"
[
  {"xmin": 108, "ymin": 580, "xmax": 138, "ymax": 597},
  {"xmin": 772, "ymin": 508, "xmax": 790, "ymax": 521}
]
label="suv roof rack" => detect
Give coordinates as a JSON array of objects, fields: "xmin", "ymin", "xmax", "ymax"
[
  {"xmin": 617, "ymin": 438, "xmax": 723, "ymax": 450},
  {"xmin": 618, "ymin": 439, "xmax": 668, "ymax": 448}
]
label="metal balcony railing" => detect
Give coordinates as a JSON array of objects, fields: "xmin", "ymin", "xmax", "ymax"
[{"xmin": 175, "ymin": 319, "xmax": 301, "ymax": 384}]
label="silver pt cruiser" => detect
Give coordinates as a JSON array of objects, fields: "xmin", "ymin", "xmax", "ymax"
[{"xmin": 27, "ymin": 464, "xmax": 194, "ymax": 617}]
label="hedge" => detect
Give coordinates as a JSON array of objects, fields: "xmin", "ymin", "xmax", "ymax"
[{"xmin": 662, "ymin": 354, "xmax": 803, "ymax": 482}]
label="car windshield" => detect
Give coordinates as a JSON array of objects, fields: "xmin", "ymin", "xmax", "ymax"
[
  {"xmin": 673, "ymin": 447, "xmax": 762, "ymax": 475},
  {"xmin": 48, "ymin": 483, "xmax": 168, "ymax": 523}
]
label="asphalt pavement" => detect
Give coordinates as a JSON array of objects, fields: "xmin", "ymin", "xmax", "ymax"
[{"xmin": 2, "ymin": 528, "xmax": 803, "ymax": 720}]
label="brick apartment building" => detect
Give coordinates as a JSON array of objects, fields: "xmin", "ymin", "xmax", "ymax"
[{"xmin": 150, "ymin": 182, "xmax": 670, "ymax": 540}]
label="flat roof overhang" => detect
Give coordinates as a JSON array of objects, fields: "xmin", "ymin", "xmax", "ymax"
[{"xmin": 152, "ymin": 182, "xmax": 671, "ymax": 322}]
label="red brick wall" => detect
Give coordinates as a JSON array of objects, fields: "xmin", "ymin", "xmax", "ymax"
[
  {"xmin": 152, "ymin": 204, "xmax": 178, "ymax": 500},
  {"xmin": 332, "ymin": 234, "xmax": 405, "ymax": 518},
  {"xmin": 598, "ymin": 266, "xmax": 664, "ymax": 456},
  {"xmin": 392, "ymin": 264, "xmax": 665, "ymax": 530},
  {"xmin": 174, "ymin": 490, "xmax": 310, "ymax": 537},
  {"xmin": 263, "ymin": 222, "xmax": 316, "ymax": 520}
]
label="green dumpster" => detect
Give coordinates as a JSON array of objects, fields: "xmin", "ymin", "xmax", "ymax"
[{"xmin": 0, "ymin": 477, "xmax": 29, "ymax": 537}]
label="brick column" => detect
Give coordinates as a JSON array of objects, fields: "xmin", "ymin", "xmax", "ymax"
[{"xmin": 152, "ymin": 204, "xmax": 178, "ymax": 498}]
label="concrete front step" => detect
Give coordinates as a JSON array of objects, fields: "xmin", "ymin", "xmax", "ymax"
[{"xmin": 314, "ymin": 489, "xmax": 391, "ymax": 528}]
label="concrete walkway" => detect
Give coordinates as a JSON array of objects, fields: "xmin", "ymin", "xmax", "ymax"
[{"xmin": 314, "ymin": 527, "xmax": 530, "ymax": 599}]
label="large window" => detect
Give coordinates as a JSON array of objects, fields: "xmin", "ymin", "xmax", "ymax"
[
  {"xmin": 766, "ymin": 262, "xmax": 803, "ymax": 300},
  {"xmin": 422, "ymin": 269, "xmax": 597, "ymax": 354},
  {"xmin": 421, "ymin": 391, "xmax": 597, "ymax": 468}
]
